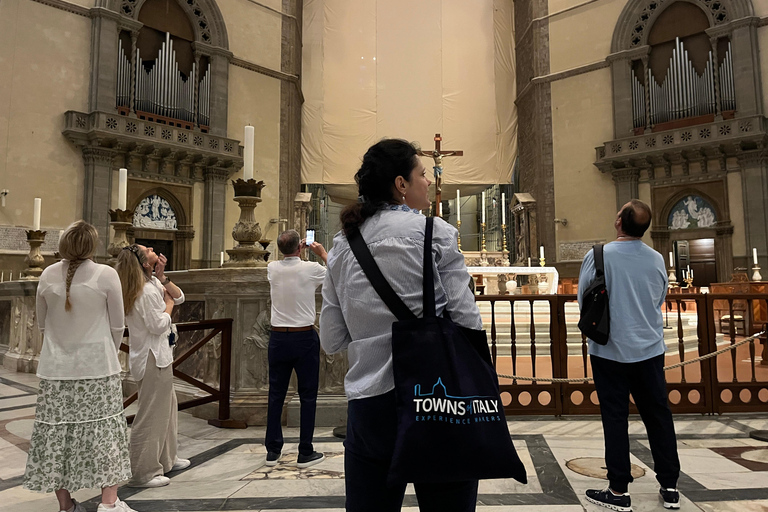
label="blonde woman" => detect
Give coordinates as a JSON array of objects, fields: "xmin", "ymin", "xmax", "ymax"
[
  {"xmin": 115, "ymin": 244, "xmax": 189, "ymax": 488},
  {"xmin": 23, "ymin": 221, "xmax": 135, "ymax": 512}
]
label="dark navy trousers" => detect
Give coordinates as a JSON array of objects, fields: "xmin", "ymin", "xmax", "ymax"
[
  {"xmin": 344, "ymin": 390, "xmax": 478, "ymax": 512},
  {"xmin": 265, "ymin": 330, "xmax": 320, "ymax": 456},
  {"xmin": 591, "ymin": 354, "xmax": 680, "ymax": 493}
]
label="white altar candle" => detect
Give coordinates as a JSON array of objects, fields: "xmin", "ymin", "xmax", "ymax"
[
  {"xmin": 690, "ymin": 268, "xmax": 694, "ymax": 279},
  {"xmin": 220, "ymin": 251, "xmax": 225, "ymax": 266},
  {"xmin": 754, "ymin": 248, "xmax": 759, "ymax": 265},
  {"xmin": 118, "ymin": 168, "xmax": 128, "ymax": 210},
  {"xmin": 243, "ymin": 125, "xmax": 255, "ymax": 180},
  {"xmin": 540, "ymin": 245, "xmax": 544, "ymax": 260},
  {"xmin": 456, "ymin": 189, "xmax": 461, "ymax": 220},
  {"xmin": 527, "ymin": 257, "xmax": 531, "ymax": 267},
  {"xmin": 438, "ymin": 202, "xmax": 442, "ymax": 217},
  {"xmin": 481, "ymin": 193, "xmax": 485, "ymax": 224},
  {"xmin": 33, "ymin": 198, "xmax": 41, "ymax": 230},
  {"xmin": 1, "ymin": 272, "xmax": 3, "ymax": 282},
  {"xmin": 669, "ymin": 251, "xmax": 674, "ymax": 268},
  {"xmin": 501, "ymin": 193, "xmax": 506, "ymax": 225}
]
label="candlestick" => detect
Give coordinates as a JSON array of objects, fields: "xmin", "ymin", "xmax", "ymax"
[
  {"xmin": 107, "ymin": 209, "xmax": 132, "ymax": 266},
  {"xmin": 244, "ymin": 125, "xmax": 255, "ymax": 181},
  {"xmin": 22, "ymin": 229, "xmax": 46, "ymax": 279},
  {"xmin": 669, "ymin": 251, "xmax": 674, "ymax": 268},
  {"xmin": 668, "ymin": 266, "xmax": 678, "ymax": 287},
  {"xmin": 539, "ymin": 255, "xmax": 546, "ymax": 267},
  {"xmin": 481, "ymin": 193, "xmax": 485, "ymax": 224},
  {"xmin": 501, "ymin": 192, "xmax": 506, "ymax": 225},
  {"xmin": 33, "ymin": 198, "xmax": 41, "ymax": 231},
  {"xmin": 456, "ymin": 220, "xmax": 462, "ymax": 251},
  {"xmin": 754, "ymin": 248, "xmax": 759, "ymax": 265},
  {"xmin": 481, "ymin": 222, "xmax": 487, "ymax": 252},
  {"xmin": 224, "ymin": 179, "xmax": 269, "ymax": 267},
  {"xmin": 118, "ymin": 168, "xmax": 128, "ymax": 210},
  {"xmin": 501, "ymin": 223, "xmax": 510, "ymax": 266},
  {"xmin": 753, "ymin": 265, "xmax": 763, "ymax": 282}
]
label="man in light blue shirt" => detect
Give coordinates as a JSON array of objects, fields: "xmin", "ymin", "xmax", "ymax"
[{"xmin": 578, "ymin": 200, "xmax": 681, "ymax": 512}]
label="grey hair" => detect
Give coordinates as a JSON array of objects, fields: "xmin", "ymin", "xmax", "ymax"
[{"xmin": 277, "ymin": 230, "xmax": 301, "ymax": 255}]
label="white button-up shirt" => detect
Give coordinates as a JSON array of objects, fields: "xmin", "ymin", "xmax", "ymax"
[
  {"xmin": 320, "ymin": 209, "xmax": 482, "ymax": 400},
  {"xmin": 126, "ymin": 277, "xmax": 185, "ymax": 381},
  {"xmin": 267, "ymin": 257, "xmax": 327, "ymax": 327},
  {"xmin": 36, "ymin": 260, "xmax": 125, "ymax": 380}
]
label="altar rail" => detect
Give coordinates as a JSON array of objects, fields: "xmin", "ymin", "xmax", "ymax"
[
  {"xmin": 120, "ymin": 318, "xmax": 246, "ymax": 428},
  {"xmin": 476, "ymin": 293, "xmax": 768, "ymax": 416}
]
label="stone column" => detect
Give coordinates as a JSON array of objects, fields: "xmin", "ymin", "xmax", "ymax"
[
  {"xmin": 650, "ymin": 228, "xmax": 671, "ymax": 264},
  {"xmin": 202, "ymin": 45, "xmax": 233, "ymax": 138},
  {"xmin": 88, "ymin": 8, "xmax": 122, "ymax": 112},
  {"xmin": 175, "ymin": 227, "xmax": 195, "ymax": 270},
  {"xmin": 715, "ymin": 222, "xmax": 735, "ymax": 283},
  {"xmin": 728, "ymin": 21, "xmax": 764, "ymax": 117},
  {"xmin": 611, "ymin": 168, "xmax": 640, "ymax": 210},
  {"xmin": 82, "ymin": 146, "xmax": 116, "ymax": 256},
  {"xmin": 609, "ymin": 54, "xmax": 637, "ymax": 138},
  {"xmin": 202, "ymin": 167, "xmax": 229, "ymax": 268},
  {"xmin": 737, "ymin": 150, "xmax": 768, "ymax": 270}
]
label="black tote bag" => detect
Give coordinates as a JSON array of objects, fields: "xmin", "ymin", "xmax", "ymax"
[{"xmin": 347, "ymin": 217, "xmax": 527, "ymax": 485}]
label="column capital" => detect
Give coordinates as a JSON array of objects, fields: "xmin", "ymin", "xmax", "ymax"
[
  {"xmin": 203, "ymin": 167, "xmax": 230, "ymax": 182},
  {"xmin": 81, "ymin": 146, "xmax": 116, "ymax": 165},
  {"xmin": 611, "ymin": 168, "xmax": 641, "ymax": 183}
]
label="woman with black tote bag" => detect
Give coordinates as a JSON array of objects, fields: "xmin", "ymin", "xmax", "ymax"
[{"xmin": 320, "ymin": 139, "xmax": 526, "ymax": 512}]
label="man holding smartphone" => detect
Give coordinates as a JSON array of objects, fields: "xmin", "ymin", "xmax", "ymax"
[{"xmin": 265, "ymin": 229, "xmax": 328, "ymax": 468}]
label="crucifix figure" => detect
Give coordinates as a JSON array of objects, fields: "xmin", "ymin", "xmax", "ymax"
[{"xmin": 418, "ymin": 133, "xmax": 463, "ymax": 216}]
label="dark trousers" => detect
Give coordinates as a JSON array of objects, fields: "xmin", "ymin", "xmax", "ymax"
[
  {"xmin": 591, "ymin": 354, "xmax": 680, "ymax": 493},
  {"xmin": 265, "ymin": 330, "xmax": 320, "ymax": 456},
  {"xmin": 344, "ymin": 390, "xmax": 478, "ymax": 512}
]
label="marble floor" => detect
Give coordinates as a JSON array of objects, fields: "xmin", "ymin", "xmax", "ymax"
[{"xmin": 2, "ymin": 367, "xmax": 768, "ymax": 512}]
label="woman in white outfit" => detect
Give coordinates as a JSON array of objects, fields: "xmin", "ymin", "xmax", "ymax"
[
  {"xmin": 115, "ymin": 244, "xmax": 189, "ymax": 488},
  {"xmin": 23, "ymin": 220, "xmax": 135, "ymax": 512}
]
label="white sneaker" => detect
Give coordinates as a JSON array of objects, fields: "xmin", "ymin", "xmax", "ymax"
[
  {"xmin": 128, "ymin": 475, "xmax": 170, "ymax": 488},
  {"xmin": 170, "ymin": 457, "xmax": 191, "ymax": 471},
  {"xmin": 59, "ymin": 499, "xmax": 86, "ymax": 512},
  {"xmin": 96, "ymin": 498, "xmax": 138, "ymax": 512}
]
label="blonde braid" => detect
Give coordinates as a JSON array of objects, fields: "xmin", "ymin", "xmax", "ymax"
[{"xmin": 64, "ymin": 259, "xmax": 84, "ymax": 311}]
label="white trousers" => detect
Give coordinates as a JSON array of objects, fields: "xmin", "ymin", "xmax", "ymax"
[{"xmin": 128, "ymin": 351, "xmax": 178, "ymax": 485}]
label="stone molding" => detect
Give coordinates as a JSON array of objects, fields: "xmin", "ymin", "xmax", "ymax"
[
  {"xmin": 81, "ymin": 146, "xmax": 116, "ymax": 165},
  {"xmin": 531, "ymin": 60, "xmax": 610, "ymax": 86},
  {"xmin": 611, "ymin": 168, "xmax": 641, "ymax": 183},
  {"xmin": 595, "ymin": 115, "xmax": 768, "ymax": 173},
  {"xmin": 203, "ymin": 168, "xmax": 230, "ymax": 182},
  {"xmin": 63, "ymin": 111, "xmax": 243, "ymax": 179},
  {"xmin": 29, "ymin": 0, "xmax": 89, "ymax": 17}
]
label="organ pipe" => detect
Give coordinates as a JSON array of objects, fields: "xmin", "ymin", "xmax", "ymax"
[
  {"xmin": 122, "ymin": 32, "xmax": 202, "ymax": 125},
  {"xmin": 633, "ymin": 37, "xmax": 734, "ymax": 128}
]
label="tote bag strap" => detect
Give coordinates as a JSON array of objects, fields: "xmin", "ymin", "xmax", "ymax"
[
  {"xmin": 348, "ymin": 229, "xmax": 416, "ymax": 322},
  {"xmin": 422, "ymin": 217, "xmax": 436, "ymax": 318}
]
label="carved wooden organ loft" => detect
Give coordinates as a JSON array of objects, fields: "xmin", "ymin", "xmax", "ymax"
[
  {"xmin": 115, "ymin": 32, "xmax": 211, "ymax": 132},
  {"xmin": 631, "ymin": 36, "xmax": 735, "ymax": 131}
]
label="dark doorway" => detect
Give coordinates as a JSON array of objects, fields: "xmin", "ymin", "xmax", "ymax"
[
  {"xmin": 688, "ymin": 238, "xmax": 717, "ymax": 286},
  {"xmin": 135, "ymin": 238, "xmax": 174, "ymax": 271}
]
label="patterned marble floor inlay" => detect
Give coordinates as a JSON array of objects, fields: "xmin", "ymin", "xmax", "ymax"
[{"xmin": 2, "ymin": 366, "xmax": 768, "ymax": 511}]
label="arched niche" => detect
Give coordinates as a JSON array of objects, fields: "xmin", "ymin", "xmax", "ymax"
[{"xmin": 128, "ymin": 187, "xmax": 194, "ymax": 270}]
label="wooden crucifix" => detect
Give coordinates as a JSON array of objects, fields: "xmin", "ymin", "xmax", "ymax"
[{"xmin": 418, "ymin": 133, "xmax": 463, "ymax": 216}]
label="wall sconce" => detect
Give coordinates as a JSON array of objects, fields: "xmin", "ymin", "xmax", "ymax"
[
  {"xmin": 554, "ymin": 218, "xmax": 568, "ymax": 227},
  {"xmin": 0, "ymin": 190, "xmax": 7, "ymax": 207}
]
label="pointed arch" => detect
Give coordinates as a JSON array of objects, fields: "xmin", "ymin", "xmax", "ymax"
[
  {"xmin": 611, "ymin": 0, "xmax": 755, "ymax": 53},
  {"xmin": 119, "ymin": 0, "xmax": 229, "ymax": 50}
]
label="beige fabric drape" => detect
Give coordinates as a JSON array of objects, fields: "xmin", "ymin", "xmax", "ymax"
[{"xmin": 301, "ymin": 0, "xmax": 517, "ymax": 203}]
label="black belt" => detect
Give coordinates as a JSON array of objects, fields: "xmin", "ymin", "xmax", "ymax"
[{"xmin": 272, "ymin": 325, "xmax": 313, "ymax": 332}]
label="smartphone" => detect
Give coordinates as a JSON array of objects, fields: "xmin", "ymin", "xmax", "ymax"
[{"xmin": 305, "ymin": 230, "xmax": 315, "ymax": 246}]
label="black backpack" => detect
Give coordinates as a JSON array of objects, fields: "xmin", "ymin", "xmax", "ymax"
[{"xmin": 578, "ymin": 244, "xmax": 610, "ymax": 345}]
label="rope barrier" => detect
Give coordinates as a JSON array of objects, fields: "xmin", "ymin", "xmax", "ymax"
[{"xmin": 496, "ymin": 331, "xmax": 765, "ymax": 384}]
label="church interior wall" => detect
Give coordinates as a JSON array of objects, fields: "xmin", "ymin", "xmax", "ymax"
[
  {"xmin": 0, "ymin": 0, "xmax": 91, "ymax": 272},
  {"xmin": 192, "ymin": 183, "xmax": 205, "ymax": 267},
  {"xmin": 759, "ymin": 26, "xmax": 768, "ymax": 115},
  {"xmin": 547, "ymin": 0, "xmax": 625, "ymax": 75},
  {"xmin": 727, "ymin": 171, "xmax": 747, "ymax": 266},
  {"xmin": 224, "ymin": 66, "xmax": 281, "ymax": 259},
  {"xmin": 550, "ymin": 68, "xmax": 617, "ymax": 275},
  {"xmin": 219, "ymin": 0, "xmax": 283, "ymax": 70}
]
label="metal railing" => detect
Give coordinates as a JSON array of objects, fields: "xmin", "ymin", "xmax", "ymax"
[
  {"xmin": 120, "ymin": 318, "xmax": 246, "ymax": 428},
  {"xmin": 475, "ymin": 293, "xmax": 768, "ymax": 416}
]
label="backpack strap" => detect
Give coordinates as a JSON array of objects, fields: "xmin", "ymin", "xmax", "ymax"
[
  {"xmin": 422, "ymin": 217, "xmax": 436, "ymax": 318},
  {"xmin": 347, "ymin": 229, "xmax": 416, "ymax": 322},
  {"xmin": 593, "ymin": 244, "xmax": 605, "ymax": 278}
]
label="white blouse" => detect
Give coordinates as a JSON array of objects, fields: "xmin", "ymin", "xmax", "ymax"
[
  {"xmin": 36, "ymin": 259, "xmax": 125, "ymax": 380},
  {"xmin": 125, "ymin": 277, "xmax": 184, "ymax": 381}
]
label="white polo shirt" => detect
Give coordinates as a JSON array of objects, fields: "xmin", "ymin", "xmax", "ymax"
[{"xmin": 267, "ymin": 257, "xmax": 326, "ymax": 328}]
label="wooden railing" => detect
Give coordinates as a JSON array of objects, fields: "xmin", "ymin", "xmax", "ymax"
[
  {"xmin": 119, "ymin": 318, "xmax": 246, "ymax": 428},
  {"xmin": 475, "ymin": 293, "xmax": 768, "ymax": 416}
]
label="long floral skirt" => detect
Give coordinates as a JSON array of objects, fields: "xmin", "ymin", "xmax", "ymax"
[{"xmin": 23, "ymin": 375, "xmax": 132, "ymax": 493}]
